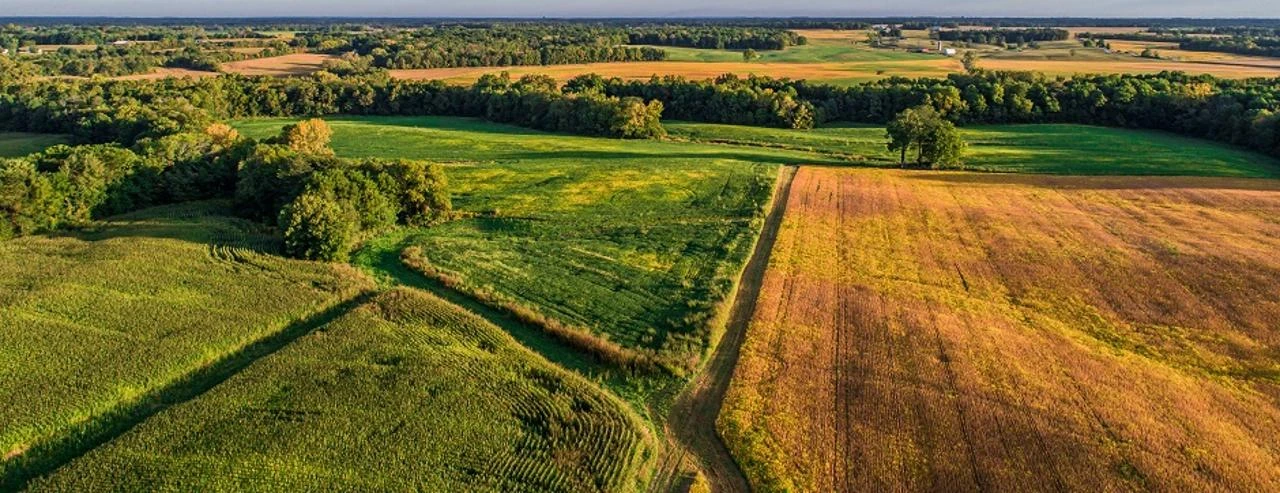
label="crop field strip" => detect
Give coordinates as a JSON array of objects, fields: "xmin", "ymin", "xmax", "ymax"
[
  {"xmin": 0, "ymin": 201, "xmax": 372, "ymax": 488},
  {"xmin": 721, "ymin": 167, "xmax": 1280, "ymax": 491},
  {"xmin": 31, "ymin": 288, "xmax": 656, "ymax": 492},
  {"xmin": 234, "ymin": 116, "xmax": 797, "ymax": 375}
]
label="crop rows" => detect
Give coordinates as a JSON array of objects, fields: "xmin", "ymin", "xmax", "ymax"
[
  {"xmin": 31, "ymin": 288, "xmax": 655, "ymax": 492},
  {"xmin": 0, "ymin": 201, "xmax": 370, "ymax": 485},
  {"xmin": 721, "ymin": 167, "xmax": 1280, "ymax": 491}
]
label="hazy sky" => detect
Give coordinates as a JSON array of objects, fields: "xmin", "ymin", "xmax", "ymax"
[{"xmin": 3, "ymin": 0, "xmax": 1277, "ymax": 18}]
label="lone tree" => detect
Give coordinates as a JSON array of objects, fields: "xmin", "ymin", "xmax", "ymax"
[
  {"xmin": 742, "ymin": 48, "xmax": 760, "ymax": 62},
  {"xmin": 961, "ymin": 50, "xmax": 981, "ymax": 73},
  {"xmin": 886, "ymin": 106, "xmax": 966, "ymax": 168}
]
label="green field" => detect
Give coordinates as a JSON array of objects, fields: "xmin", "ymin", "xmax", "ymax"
[
  {"xmin": 0, "ymin": 201, "xmax": 370, "ymax": 485},
  {"xmin": 30, "ymin": 288, "xmax": 655, "ymax": 492},
  {"xmin": 666, "ymin": 122, "xmax": 1280, "ymax": 177},
  {"xmin": 0, "ymin": 132, "xmax": 71, "ymax": 158},
  {"xmin": 234, "ymin": 117, "xmax": 812, "ymax": 373}
]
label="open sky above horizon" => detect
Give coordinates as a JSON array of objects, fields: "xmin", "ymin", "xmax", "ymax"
[{"xmin": 2, "ymin": 1, "xmax": 1277, "ymax": 19}]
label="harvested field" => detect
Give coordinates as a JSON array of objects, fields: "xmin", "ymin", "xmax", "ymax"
[
  {"xmin": 391, "ymin": 56, "xmax": 1279, "ymax": 86},
  {"xmin": 390, "ymin": 60, "xmax": 960, "ymax": 85},
  {"xmin": 220, "ymin": 53, "xmax": 338, "ymax": 76},
  {"xmin": 977, "ymin": 57, "xmax": 1280, "ymax": 78},
  {"xmin": 721, "ymin": 167, "xmax": 1280, "ymax": 492},
  {"xmin": 112, "ymin": 67, "xmax": 219, "ymax": 80}
]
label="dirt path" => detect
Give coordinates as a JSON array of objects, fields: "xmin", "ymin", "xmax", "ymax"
[{"xmin": 665, "ymin": 165, "xmax": 797, "ymax": 492}]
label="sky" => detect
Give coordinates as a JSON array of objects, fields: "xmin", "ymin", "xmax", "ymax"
[{"xmin": 2, "ymin": 0, "xmax": 1277, "ymax": 19}]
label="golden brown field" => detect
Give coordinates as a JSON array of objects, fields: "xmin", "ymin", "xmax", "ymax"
[
  {"xmin": 721, "ymin": 167, "xmax": 1280, "ymax": 492},
  {"xmin": 219, "ymin": 53, "xmax": 337, "ymax": 76},
  {"xmin": 386, "ymin": 57, "xmax": 1279, "ymax": 86},
  {"xmin": 977, "ymin": 58, "xmax": 1280, "ymax": 78},
  {"xmin": 389, "ymin": 60, "xmax": 959, "ymax": 84}
]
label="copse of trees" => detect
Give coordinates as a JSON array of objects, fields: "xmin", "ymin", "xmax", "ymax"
[
  {"xmin": 886, "ymin": 105, "xmax": 966, "ymax": 168},
  {"xmin": 627, "ymin": 27, "xmax": 806, "ymax": 50},
  {"xmin": 938, "ymin": 28, "xmax": 1070, "ymax": 47},
  {"xmin": 236, "ymin": 119, "xmax": 451, "ymax": 261},
  {"xmin": 575, "ymin": 74, "xmax": 816, "ymax": 129},
  {"xmin": 0, "ymin": 123, "xmax": 245, "ymax": 239},
  {"xmin": 0, "ymin": 116, "xmax": 451, "ymax": 262}
]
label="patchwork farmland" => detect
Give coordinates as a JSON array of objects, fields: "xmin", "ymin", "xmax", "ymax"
[{"xmin": 721, "ymin": 167, "xmax": 1280, "ymax": 491}]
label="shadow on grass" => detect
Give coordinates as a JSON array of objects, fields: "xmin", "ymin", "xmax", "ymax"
[{"xmin": 0, "ymin": 292, "xmax": 374, "ymax": 491}]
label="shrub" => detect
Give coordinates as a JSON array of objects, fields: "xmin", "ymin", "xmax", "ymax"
[{"xmin": 279, "ymin": 191, "xmax": 358, "ymax": 261}]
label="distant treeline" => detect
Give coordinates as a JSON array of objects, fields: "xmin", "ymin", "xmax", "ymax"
[
  {"xmin": 580, "ymin": 71, "xmax": 1280, "ymax": 160},
  {"xmin": 627, "ymin": 27, "xmax": 806, "ymax": 50},
  {"xmin": 938, "ymin": 28, "xmax": 1070, "ymax": 46},
  {"xmin": 6, "ymin": 17, "xmax": 1280, "ymax": 29},
  {"xmin": 4, "ymin": 54, "xmax": 1279, "ymax": 159},
  {"xmin": 0, "ymin": 63, "xmax": 664, "ymax": 145},
  {"xmin": 329, "ymin": 26, "xmax": 666, "ymax": 69},
  {"xmin": 1074, "ymin": 30, "xmax": 1280, "ymax": 59}
]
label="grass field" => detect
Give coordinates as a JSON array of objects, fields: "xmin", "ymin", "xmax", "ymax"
[
  {"xmin": 0, "ymin": 132, "xmax": 71, "ymax": 158},
  {"xmin": 0, "ymin": 201, "xmax": 371, "ymax": 485},
  {"xmin": 30, "ymin": 288, "xmax": 655, "ymax": 492},
  {"xmin": 233, "ymin": 116, "xmax": 822, "ymax": 373},
  {"xmin": 721, "ymin": 167, "xmax": 1280, "ymax": 491},
  {"xmin": 666, "ymin": 122, "xmax": 1280, "ymax": 177}
]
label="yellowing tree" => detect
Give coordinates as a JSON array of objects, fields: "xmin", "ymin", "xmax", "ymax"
[{"xmin": 279, "ymin": 118, "xmax": 335, "ymax": 156}]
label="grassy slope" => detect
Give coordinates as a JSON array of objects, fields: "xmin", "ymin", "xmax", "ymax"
[
  {"xmin": 0, "ymin": 132, "xmax": 71, "ymax": 158},
  {"xmin": 666, "ymin": 122, "xmax": 1280, "ymax": 178},
  {"xmin": 31, "ymin": 288, "xmax": 656, "ymax": 492},
  {"xmin": 0, "ymin": 201, "xmax": 370, "ymax": 482},
  {"xmin": 234, "ymin": 117, "xmax": 828, "ymax": 373}
]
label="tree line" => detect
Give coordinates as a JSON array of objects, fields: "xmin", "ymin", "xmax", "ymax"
[
  {"xmin": 938, "ymin": 28, "xmax": 1070, "ymax": 46},
  {"xmin": 328, "ymin": 26, "xmax": 666, "ymax": 70},
  {"xmin": 627, "ymin": 27, "xmax": 806, "ymax": 50},
  {"xmin": 580, "ymin": 71, "xmax": 1280, "ymax": 159}
]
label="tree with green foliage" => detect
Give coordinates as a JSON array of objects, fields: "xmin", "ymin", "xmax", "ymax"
[
  {"xmin": 961, "ymin": 50, "xmax": 981, "ymax": 73},
  {"xmin": 886, "ymin": 106, "xmax": 966, "ymax": 168},
  {"xmin": 742, "ymin": 48, "xmax": 760, "ymax": 62},
  {"xmin": 279, "ymin": 191, "xmax": 358, "ymax": 262}
]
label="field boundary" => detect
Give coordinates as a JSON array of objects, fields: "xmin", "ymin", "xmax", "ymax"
[
  {"xmin": 0, "ymin": 292, "xmax": 374, "ymax": 491},
  {"xmin": 664, "ymin": 165, "xmax": 797, "ymax": 493}
]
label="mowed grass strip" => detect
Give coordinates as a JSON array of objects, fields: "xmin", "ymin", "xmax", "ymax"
[
  {"xmin": 0, "ymin": 132, "xmax": 71, "ymax": 158},
  {"xmin": 666, "ymin": 122, "xmax": 1280, "ymax": 177},
  {"xmin": 234, "ymin": 117, "xmax": 804, "ymax": 372},
  {"xmin": 31, "ymin": 288, "xmax": 656, "ymax": 492},
  {"xmin": 721, "ymin": 167, "xmax": 1280, "ymax": 492},
  {"xmin": 0, "ymin": 201, "xmax": 371, "ymax": 478}
]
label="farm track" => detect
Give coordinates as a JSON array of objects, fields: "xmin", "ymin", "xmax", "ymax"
[
  {"xmin": 665, "ymin": 165, "xmax": 797, "ymax": 493},
  {"xmin": 1, "ymin": 293, "xmax": 373, "ymax": 491}
]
